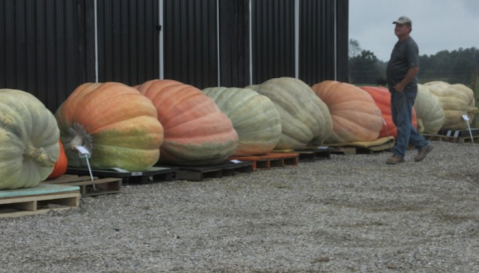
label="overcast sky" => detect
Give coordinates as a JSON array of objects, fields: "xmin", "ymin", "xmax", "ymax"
[{"xmin": 349, "ymin": 0, "xmax": 479, "ymax": 61}]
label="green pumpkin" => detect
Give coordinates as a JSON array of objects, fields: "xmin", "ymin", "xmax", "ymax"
[
  {"xmin": 203, "ymin": 87, "xmax": 282, "ymax": 156},
  {"xmin": 248, "ymin": 77, "xmax": 333, "ymax": 150},
  {"xmin": 0, "ymin": 89, "xmax": 60, "ymax": 189}
]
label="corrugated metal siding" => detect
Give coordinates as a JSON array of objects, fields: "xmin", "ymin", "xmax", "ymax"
[
  {"xmin": 0, "ymin": 0, "xmax": 93, "ymax": 113},
  {"xmin": 300, "ymin": 0, "xmax": 336, "ymax": 85},
  {"xmin": 163, "ymin": 0, "xmax": 218, "ymax": 89},
  {"xmin": 336, "ymin": 0, "xmax": 349, "ymax": 82},
  {"xmin": 97, "ymin": 0, "xmax": 159, "ymax": 86},
  {"xmin": 1, "ymin": 0, "xmax": 349, "ymax": 109},
  {"xmin": 251, "ymin": 0, "xmax": 295, "ymax": 84},
  {"xmin": 219, "ymin": 0, "xmax": 250, "ymax": 88}
]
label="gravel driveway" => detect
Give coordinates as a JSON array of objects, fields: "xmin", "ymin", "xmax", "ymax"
[{"xmin": 1, "ymin": 140, "xmax": 479, "ymax": 273}]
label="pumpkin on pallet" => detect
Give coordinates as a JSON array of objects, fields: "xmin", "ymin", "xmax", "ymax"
[
  {"xmin": 414, "ymin": 84, "xmax": 445, "ymax": 134},
  {"xmin": 136, "ymin": 79, "xmax": 238, "ymax": 166},
  {"xmin": 55, "ymin": 82, "xmax": 164, "ymax": 172},
  {"xmin": 0, "ymin": 89, "xmax": 60, "ymax": 189},
  {"xmin": 424, "ymin": 81, "xmax": 478, "ymax": 130},
  {"xmin": 202, "ymin": 87, "xmax": 282, "ymax": 156},
  {"xmin": 359, "ymin": 86, "xmax": 418, "ymax": 139},
  {"xmin": 311, "ymin": 80, "xmax": 383, "ymax": 144},
  {"xmin": 248, "ymin": 77, "xmax": 332, "ymax": 150}
]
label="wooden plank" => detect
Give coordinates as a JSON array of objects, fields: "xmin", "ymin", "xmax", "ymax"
[
  {"xmin": 44, "ymin": 175, "xmax": 121, "ymax": 197},
  {"xmin": 0, "ymin": 184, "xmax": 80, "ymax": 218},
  {"xmin": 229, "ymin": 153, "xmax": 299, "ymax": 170}
]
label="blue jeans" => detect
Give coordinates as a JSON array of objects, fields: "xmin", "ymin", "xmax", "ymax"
[{"xmin": 390, "ymin": 90, "xmax": 429, "ymax": 157}]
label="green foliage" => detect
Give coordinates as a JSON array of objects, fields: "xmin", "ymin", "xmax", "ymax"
[
  {"xmin": 349, "ymin": 50, "xmax": 384, "ymax": 84},
  {"xmin": 419, "ymin": 47, "xmax": 479, "ymax": 85}
]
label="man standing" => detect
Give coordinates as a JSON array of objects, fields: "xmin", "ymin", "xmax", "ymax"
[{"xmin": 386, "ymin": 16, "xmax": 432, "ymax": 164}]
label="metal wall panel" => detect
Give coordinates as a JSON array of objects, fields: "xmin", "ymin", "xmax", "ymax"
[
  {"xmin": 251, "ymin": 0, "xmax": 295, "ymax": 84},
  {"xmin": 1, "ymin": 0, "xmax": 349, "ymax": 110},
  {"xmin": 219, "ymin": 0, "xmax": 250, "ymax": 88},
  {"xmin": 97, "ymin": 0, "xmax": 159, "ymax": 86},
  {"xmin": 336, "ymin": 0, "xmax": 349, "ymax": 82},
  {"xmin": 0, "ymin": 0, "xmax": 94, "ymax": 113},
  {"xmin": 163, "ymin": 0, "xmax": 218, "ymax": 88},
  {"xmin": 300, "ymin": 0, "xmax": 336, "ymax": 85}
]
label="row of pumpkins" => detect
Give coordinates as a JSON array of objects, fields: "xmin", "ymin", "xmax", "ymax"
[{"xmin": 0, "ymin": 78, "xmax": 476, "ymax": 189}]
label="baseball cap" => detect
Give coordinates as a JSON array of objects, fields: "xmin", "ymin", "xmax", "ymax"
[{"xmin": 392, "ymin": 16, "xmax": 412, "ymax": 25}]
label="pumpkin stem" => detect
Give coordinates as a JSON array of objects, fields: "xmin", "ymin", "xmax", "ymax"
[
  {"xmin": 68, "ymin": 123, "xmax": 93, "ymax": 153},
  {"xmin": 24, "ymin": 145, "xmax": 56, "ymax": 167}
]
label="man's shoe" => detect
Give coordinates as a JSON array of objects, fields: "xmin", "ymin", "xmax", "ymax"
[
  {"xmin": 414, "ymin": 145, "xmax": 433, "ymax": 162},
  {"xmin": 386, "ymin": 155, "xmax": 405, "ymax": 164}
]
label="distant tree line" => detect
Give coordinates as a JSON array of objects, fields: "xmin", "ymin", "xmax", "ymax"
[{"xmin": 348, "ymin": 39, "xmax": 479, "ymax": 87}]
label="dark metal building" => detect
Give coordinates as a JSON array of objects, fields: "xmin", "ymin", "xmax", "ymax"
[{"xmin": 1, "ymin": 0, "xmax": 348, "ymax": 113}]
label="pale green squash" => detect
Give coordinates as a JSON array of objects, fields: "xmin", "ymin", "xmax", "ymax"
[
  {"xmin": 203, "ymin": 87, "xmax": 282, "ymax": 156},
  {"xmin": 0, "ymin": 89, "xmax": 60, "ymax": 189},
  {"xmin": 248, "ymin": 77, "xmax": 333, "ymax": 150}
]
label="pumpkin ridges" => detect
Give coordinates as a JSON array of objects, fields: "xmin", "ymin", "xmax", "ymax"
[
  {"xmin": 91, "ymin": 117, "xmax": 164, "ymax": 149},
  {"xmin": 72, "ymin": 86, "xmax": 156, "ymax": 132},
  {"xmin": 84, "ymin": 95, "xmax": 160, "ymax": 133},
  {"xmin": 202, "ymin": 86, "xmax": 282, "ymax": 155},
  {"xmin": 136, "ymin": 79, "xmax": 238, "ymax": 165},
  {"xmin": 312, "ymin": 81, "xmax": 383, "ymax": 143},
  {"xmin": 56, "ymin": 82, "xmax": 163, "ymax": 171}
]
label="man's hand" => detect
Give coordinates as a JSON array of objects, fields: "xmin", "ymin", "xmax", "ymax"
[
  {"xmin": 394, "ymin": 82, "xmax": 405, "ymax": 92},
  {"xmin": 394, "ymin": 67, "xmax": 419, "ymax": 92}
]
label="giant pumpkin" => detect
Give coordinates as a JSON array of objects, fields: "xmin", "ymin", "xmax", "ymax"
[
  {"xmin": 55, "ymin": 82, "xmax": 164, "ymax": 171},
  {"xmin": 312, "ymin": 81, "xmax": 383, "ymax": 143},
  {"xmin": 136, "ymin": 79, "xmax": 238, "ymax": 165},
  {"xmin": 247, "ymin": 77, "xmax": 332, "ymax": 150},
  {"xmin": 359, "ymin": 86, "xmax": 418, "ymax": 139},
  {"xmin": 424, "ymin": 81, "xmax": 478, "ymax": 130},
  {"xmin": 414, "ymin": 84, "xmax": 445, "ymax": 134},
  {"xmin": 0, "ymin": 89, "xmax": 60, "ymax": 189},
  {"xmin": 203, "ymin": 87, "xmax": 281, "ymax": 156}
]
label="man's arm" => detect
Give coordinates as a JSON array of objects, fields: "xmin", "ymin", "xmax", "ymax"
[{"xmin": 394, "ymin": 66, "xmax": 419, "ymax": 92}]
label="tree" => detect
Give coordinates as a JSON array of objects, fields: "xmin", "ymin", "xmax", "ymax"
[
  {"xmin": 349, "ymin": 39, "xmax": 362, "ymax": 58},
  {"xmin": 349, "ymin": 50, "xmax": 383, "ymax": 84}
]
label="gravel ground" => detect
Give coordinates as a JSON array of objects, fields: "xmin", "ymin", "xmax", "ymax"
[{"xmin": 1, "ymin": 140, "xmax": 479, "ymax": 273}]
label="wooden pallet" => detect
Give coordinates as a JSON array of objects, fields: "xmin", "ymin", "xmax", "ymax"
[
  {"xmin": 295, "ymin": 148, "xmax": 331, "ymax": 161},
  {"xmin": 437, "ymin": 128, "xmax": 479, "ymax": 138},
  {"xmin": 161, "ymin": 161, "xmax": 254, "ymax": 181},
  {"xmin": 423, "ymin": 133, "xmax": 479, "ymax": 144},
  {"xmin": 228, "ymin": 153, "xmax": 299, "ymax": 170},
  {"xmin": 44, "ymin": 175, "xmax": 121, "ymax": 197},
  {"xmin": 325, "ymin": 137, "xmax": 396, "ymax": 155},
  {"xmin": 66, "ymin": 166, "xmax": 178, "ymax": 184},
  {"xmin": 0, "ymin": 184, "xmax": 80, "ymax": 218}
]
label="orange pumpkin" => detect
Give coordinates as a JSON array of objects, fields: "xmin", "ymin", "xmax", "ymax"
[
  {"xmin": 360, "ymin": 86, "xmax": 418, "ymax": 139},
  {"xmin": 55, "ymin": 82, "xmax": 164, "ymax": 171},
  {"xmin": 311, "ymin": 80, "xmax": 383, "ymax": 143},
  {"xmin": 47, "ymin": 140, "xmax": 68, "ymax": 179},
  {"xmin": 136, "ymin": 79, "xmax": 238, "ymax": 165}
]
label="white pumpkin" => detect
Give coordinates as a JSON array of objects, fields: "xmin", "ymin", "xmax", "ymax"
[
  {"xmin": 424, "ymin": 81, "xmax": 478, "ymax": 130},
  {"xmin": 414, "ymin": 84, "xmax": 445, "ymax": 134}
]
